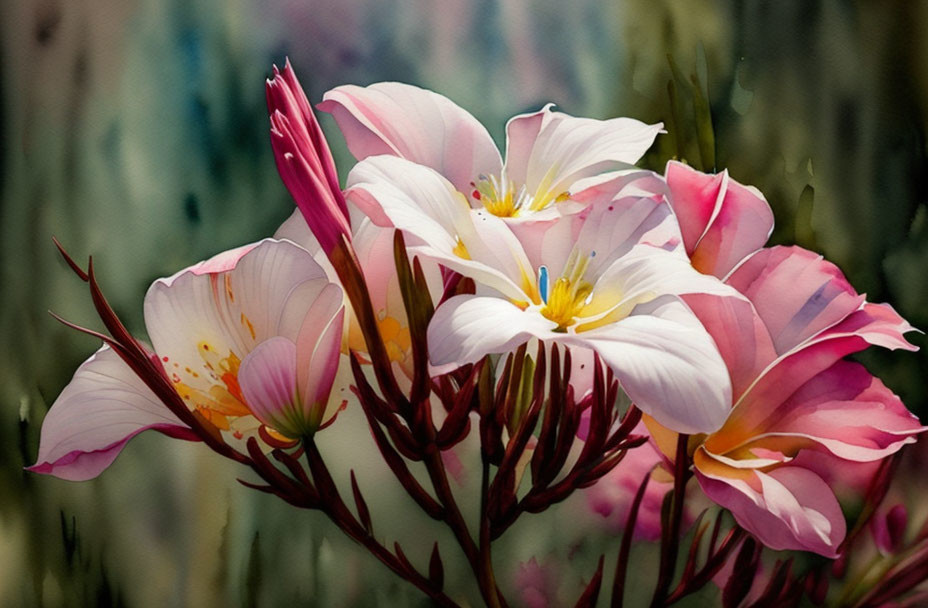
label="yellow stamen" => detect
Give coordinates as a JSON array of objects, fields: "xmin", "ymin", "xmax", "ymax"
[
  {"xmin": 175, "ymin": 345, "xmax": 251, "ymax": 429},
  {"xmin": 540, "ymin": 277, "xmax": 593, "ymax": 330},
  {"xmin": 452, "ymin": 236, "xmax": 471, "ymax": 260},
  {"xmin": 483, "ymin": 189, "xmax": 518, "ymax": 217},
  {"xmin": 475, "ymin": 174, "xmax": 530, "ymax": 218},
  {"xmin": 539, "ymin": 249, "xmax": 594, "ymax": 330}
]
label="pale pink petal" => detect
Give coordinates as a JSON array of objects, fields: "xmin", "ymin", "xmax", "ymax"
[
  {"xmin": 273, "ymin": 209, "xmax": 326, "ymax": 262},
  {"xmin": 346, "ymin": 155, "xmax": 534, "ymax": 301},
  {"xmin": 547, "ymin": 195, "xmax": 676, "ymax": 279},
  {"xmin": 665, "ymin": 162, "xmax": 773, "ymax": 278},
  {"xmin": 319, "ymin": 82, "xmax": 502, "ymax": 194},
  {"xmin": 181, "ymin": 243, "xmax": 259, "ymax": 275},
  {"xmin": 144, "ymin": 239, "xmax": 328, "ymax": 384},
  {"xmin": 696, "ymin": 460, "xmax": 846, "ymax": 557},
  {"xmin": 504, "ymin": 107, "xmax": 662, "ymax": 207},
  {"xmin": 564, "ymin": 297, "xmax": 732, "ymax": 434},
  {"xmin": 427, "ymin": 295, "xmax": 556, "ymax": 368},
  {"xmin": 238, "ymin": 337, "xmax": 301, "ymax": 435},
  {"xmin": 502, "ymin": 108, "xmax": 549, "ymax": 189},
  {"xmin": 298, "ymin": 301, "xmax": 345, "ymax": 413},
  {"xmin": 28, "ymin": 346, "xmax": 194, "ymax": 481},
  {"xmin": 726, "ymin": 246, "xmax": 864, "ymax": 354}
]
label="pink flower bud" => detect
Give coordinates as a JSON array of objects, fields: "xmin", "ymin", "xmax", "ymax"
[{"xmin": 266, "ymin": 59, "xmax": 351, "ymax": 255}]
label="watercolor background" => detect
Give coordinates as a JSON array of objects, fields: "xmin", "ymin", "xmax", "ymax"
[{"xmin": 1, "ymin": 1, "xmax": 927, "ymax": 606}]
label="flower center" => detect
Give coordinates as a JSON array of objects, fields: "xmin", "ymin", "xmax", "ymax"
[
  {"xmin": 168, "ymin": 341, "xmax": 251, "ymax": 435},
  {"xmin": 472, "ymin": 174, "xmax": 531, "ymax": 218},
  {"xmin": 472, "ymin": 173, "xmax": 572, "ymax": 217},
  {"xmin": 538, "ymin": 249, "xmax": 595, "ymax": 331}
]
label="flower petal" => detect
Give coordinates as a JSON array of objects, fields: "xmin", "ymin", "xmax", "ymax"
[
  {"xmin": 543, "ymin": 193, "xmax": 677, "ymax": 280},
  {"xmin": 580, "ymin": 244, "xmax": 743, "ymax": 324},
  {"xmin": 665, "ymin": 161, "xmax": 773, "ymax": 278},
  {"xmin": 695, "ymin": 458, "xmax": 845, "ymax": 557},
  {"xmin": 347, "ymin": 155, "xmax": 535, "ymax": 301},
  {"xmin": 238, "ymin": 337, "xmax": 301, "ymax": 435},
  {"xmin": 319, "ymin": 82, "xmax": 502, "ymax": 194},
  {"xmin": 716, "ymin": 360, "xmax": 924, "ymax": 462},
  {"xmin": 28, "ymin": 346, "xmax": 194, "ymax": 481},
  {"xmin": 726, "ymin": 246, "xmax": 865, "ymax": 354},
  {"xmin": 682, "ymin": 293, "xmax": 777, "ymax": 401},
  {"xmin": 144, "ymin": 239, "xmax": 329, "ymax": 386},
  {"xmin": 504, "ymin": 106, "xmax": 663, "ymax": 208},
  {"xmin": 295, "ymin": 290, "xmax": 345, "ymax": 413},
  {"xmin": 427, "ymin": 295, "xmax": 556, "ymax": 368},
  {"xmin": 564, "ymin": 296, "xmax": 733, "ymax": 434}
]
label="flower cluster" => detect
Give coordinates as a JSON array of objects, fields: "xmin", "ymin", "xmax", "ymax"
[{"xmin": 30, "ymin": 61, "xmax": 925, "ymax": 606}]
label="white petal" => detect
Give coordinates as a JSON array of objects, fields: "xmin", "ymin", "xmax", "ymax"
[
  {"xmin": 505, "ymin": 107, "xmax": 663, "ymax": 207},
  {"xmin": 583, "ymin": 244, "xmax": 742, "ymax": 321},
  {"xmin": 565, "ymin": 297, "xmax": 732, "ymax": 434},
  {"xmin": 427, "ymin": 295, "xmax": 556, "ymax": 367},
  {"xmin": 29, "ymin": 346, "xmax": 191, "ymax": 481},
  {"xmin": 347, "ymin": 156, "xmax": 535, "ymax": 301}
]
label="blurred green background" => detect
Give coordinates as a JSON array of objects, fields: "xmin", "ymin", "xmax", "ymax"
[{"xmin": 1, "ymin": 1, "xmax": 926, "ymax": 606}]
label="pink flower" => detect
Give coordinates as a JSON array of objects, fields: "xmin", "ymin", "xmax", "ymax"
[
  {"xmin": 652, "ymin": 162, "xmax": 924, "ymax": 557},
  {"xmin": 514, "ymin": 557, "xmax": 560, "ymax": 608},
  {"xmin": 275, "ymin": 208, "xmax": 443, "ymax": 383},
  {"xmin": 30, "ymin": 239, "xmax": 345, "ymax": 480},
  {"xmin": 267, "ymin": 60, "xmax": 352, "ymax": 255},
  {"xmin": 319, "ymin": 81, "xmax": 663, "ymax": 222},
  {"xmin": 346, "ymin": 155, "xmax": 741, "ymax": 434}
]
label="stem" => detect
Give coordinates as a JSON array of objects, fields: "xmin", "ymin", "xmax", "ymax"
[
  {"xmin": 650, "ymin": 434, "xmax": 690, "ymax": 608},
  {"xmin": 479, "ymin": 456, "xmax": 503, "ymax": 608},
  {"xmin": 330, "ymin": 237, "xmax": 405, "ymax": 406},
  {"xmin": 612, "ymin": 469, "xmax": 653, "ymax": 608},
  {"xmin": 302, "ymin": 441, "xmax": 460, "ymax": 607},
  {"xmin": 422, "ymin": 437, "xmax": 507, "ymax": 607}
]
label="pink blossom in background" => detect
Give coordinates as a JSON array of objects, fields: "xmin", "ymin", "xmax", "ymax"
[{"xmin": 583, "ymin": 421, "xmax": 671, "ymax": 541}]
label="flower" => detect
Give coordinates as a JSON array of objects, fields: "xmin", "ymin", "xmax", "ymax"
[
  {"xmin": 319, "ymin": 81, "xmax": 663, "ymax": 222},
  {"xmin": 267, "ymin": 59, "xmax": 352, "ymax": 255},
  {"xmin": 275, "ymin": 208, "xmax": 443, "ymax": 382},
  {"xmin": 346, "ymin": 154, "xmax": 741, "ymax": 434},
  {"xmin": 647, "ymin": 162, "xmax": 924, "ymax": 556},
  {"xmin": 30, "ymin": 239, "xmax": 345, "ymax": 480}
]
